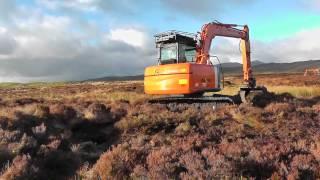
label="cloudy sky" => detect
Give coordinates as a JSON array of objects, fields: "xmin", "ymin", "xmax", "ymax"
[{"xmin": 0, "ymin": 0, "xmax": 319, "ymax": 82}]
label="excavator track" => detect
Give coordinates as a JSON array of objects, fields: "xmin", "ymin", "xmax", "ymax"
[
  {"xmin": 148, "ymin": 87, "xmax": 270, "ymax": 111},
  {"xmin": 148, "ymin": 95, "xmax": 237, "ymax": 112}
]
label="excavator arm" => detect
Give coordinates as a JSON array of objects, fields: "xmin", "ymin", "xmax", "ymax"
[{"xmin": 195, "ymin": 22, "xmax": 255, "ymax": 88}]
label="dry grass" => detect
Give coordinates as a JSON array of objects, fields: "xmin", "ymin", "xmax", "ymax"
[
  {"xmin": 72, "ymin": 90, "xmax": 149, "ymax": 102},
  {"xmin": 267, "ymin": 86, "xmax": 320, "ymax": 98},
  {"xmin": 212, "ymin": 85, "xmax": 320, "ymax": 98},
  {"xmin": 215, "ymin": 73, "xmax": 320, "ymax": 98},
  {"xmin": 230, "ymin": 106, "xmax": 264, "ymax": 130}
]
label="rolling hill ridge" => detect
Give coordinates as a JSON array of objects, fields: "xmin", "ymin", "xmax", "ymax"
[{"xmin": 88, "ymin": 60, "xmax": 320, "ymax": 81}]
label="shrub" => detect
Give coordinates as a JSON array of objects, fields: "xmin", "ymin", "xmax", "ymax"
[
  {"xmin": 50, "ymin": 104, "xmax": 77, "ymax": 121},
  {"xmin": 230, "ymin": 105, "xmax": 264, "ymax": 130},
  {"xmin": 179, "ymin": 151, "xmax": 207, "ymax": 178},
  {"xmin": 115, "ymin": 114, "xmax": 150, "ymax": 132},
  {"xmin": 32, "ymin": 123, "xmax": 47, "ymax": 138},
  {"xmin": 15, "ymin": 104, "xmax": 49, "ymax": 119},
  {"xmin": 175, "ymin": 122, "xmax": 192, "ymax": 135},
  {"xmin": 146, "ymin": 146, "xmax": 181, "ymax": 179},
  {"xmin": 0, "ymin": 154, "xmax": 31, "ymax": 180},
  {"xmin": 35, "ymin": 151, "xmax": 80, "ymax": 179},
  {"xmin": 201, "ymin": 147, "xmax": 232, "ymax": 177},
  {"xmin": 264, "ymin": 102, "xmax": 295, "ymax": 113},
  {"xmin": 288, "ymin": 154, "xmax": 317, "ymax": 179},
  {"xmin": 84, "ymin": 103, "xmax": 114, "ymax": 124},
  {"xmin": 311, "ymin": 141, "xmax": 320, "ymax": 162},
  {"xmin": 11, "ymin": 134, "xmax": 37, "ymax": 155},
  {"xmin": 91, "ymin": 145, "xmax": 137, "ymax": 179}
]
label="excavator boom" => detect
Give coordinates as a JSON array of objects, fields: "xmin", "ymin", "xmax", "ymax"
[{"xmin": 195, "ymin": 22, "xmax": 254, "ymax": 87}]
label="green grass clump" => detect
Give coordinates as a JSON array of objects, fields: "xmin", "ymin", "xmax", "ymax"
[
  {"xmin": 0, "ymin": 82, "xmax": 68, "ymax": 89},
  {"xmin": 268, "ymin": 86, "xmax": 320, "ymax": 98},
  {"xmin": 210, "ymin": 85, "xmax": 320, "ymax": 99}
]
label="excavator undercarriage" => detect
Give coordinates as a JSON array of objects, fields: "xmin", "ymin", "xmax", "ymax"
[{"xmin": 149, "ymin": 94, "xmax": 235, "ymax": 111}]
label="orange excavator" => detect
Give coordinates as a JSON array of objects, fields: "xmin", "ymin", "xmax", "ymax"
[{"xmin": 144, "ymin": 21, "xmax": 265, "ymax": 104}]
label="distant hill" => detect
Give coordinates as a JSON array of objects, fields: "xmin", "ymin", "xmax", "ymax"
[
  {"xmin": 87, "ymin": 60, "xmax": 320, "ymax": 81},
  {"xmin": 221, "ymin": 60, "xmax": 320, "ymax": 74},
  {"xmin": 219, "ymin": 62, "xmax": 241, "ymax": 68},
  {"xmin": 221, "ymin": 60, "xmax": 264, "ymax": 68},
  {"xmin": 86, "ymin": 75, "xmax": 144, "ymax": 82},
  {"xmin": 252, "ymin": 60, "xmax": 265, "ymax": 66}
]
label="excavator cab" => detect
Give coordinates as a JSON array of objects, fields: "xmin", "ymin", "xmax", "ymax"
[
  {"xmin": 155, "ymin": 31, "xmax": 197, "ymax": 65},
  {"xmin": 144, "ymin": 31, "xmax": 222, "ymax": 95}
]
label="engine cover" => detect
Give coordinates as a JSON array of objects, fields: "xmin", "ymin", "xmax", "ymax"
[{"xmin": 144, "ymin": 63, "xmax": 221, "ymax": 95}]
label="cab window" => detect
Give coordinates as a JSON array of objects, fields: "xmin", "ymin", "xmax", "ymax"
[
  {"xmin": 160, "ymin": 44, "xmax": 177, "ymax": 64},
  {"xmin": 179, "ymin": 44, "xmax": 196, "ymax": 63}
]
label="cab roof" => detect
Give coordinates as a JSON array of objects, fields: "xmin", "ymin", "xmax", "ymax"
[{"xmin": 154, "ymin": 30, "xmax": 197, "ymax": 46}]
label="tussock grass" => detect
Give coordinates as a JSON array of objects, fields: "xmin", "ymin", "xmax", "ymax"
[
  {"xmin": 72, "ymin": 91, "xmax": 149, "ymax": 102},
  {"xmin": 0, "ymin": 83, "xmax": 21, "ymax": 88},
  {"xmin": 0, "ymin": 82, "xmax": 67, "ymax": 89},
  {"xmin": 215, "ymin": 86, "xmax": 239, "ymax": 96},
  {"xmin": 213, "ymin": 85, "xmax": 320, "ymax": 98},
  {"xmin": 230, "ymin": 107, "xmax": 264, "ymax": 130},
  {"xmin": 267, "ymin": 86, "xmax": 320, "ymax": 98}
]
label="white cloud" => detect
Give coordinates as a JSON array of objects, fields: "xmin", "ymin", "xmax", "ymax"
[
  {"xmin": 210, "ymin": 38, "xmax": 242, "ymax": 63},
  {"xmin": 11, "ymin": 15, "xmax": 81, "ymax": 60},
  {"xmin": 0, "ymin": 0, "xmax": 16, "ymax": 21},
  {"xmin": 310, "ymin": 0, "xmax": 320, "ymax": 9},
  {"xmin": 0, "ymin": 9, "xmax": 156, "ymax": 82},
  {"xmin": 38, "ymin": 0, "xmax": 98, "ymax": 11},
  {"xmin": 210, "ymin": 28, "xmax": 320, "ymax": 63},
  {"xmin": 252, "ymin": 28, "xmax": 320, "ymax": 62},
  {"xmin": 109, "ymin": 28, "xmax": 146, "ymax": 47},
  {"xmin": 159, "ymin": 0, "xmax": 254, "ymax": 19},
  {"xmin": 317, "ymin": 1, "xmax": 320, "ymax": 9},
  {"xmin": 38, "ymin": 0, "xmax": 255, "ymax": 20},
  {"xmin": 0, "ymin": 27, "xmax": 6, "ymax": 33},
  {"xmin": 0, "ymin": 27, "xmax": 17, "ymax": 55}
]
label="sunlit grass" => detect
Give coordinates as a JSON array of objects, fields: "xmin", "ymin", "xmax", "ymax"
[
  {"xmin": 71, "ymin": 90, "xmax": 149, "ymax": 102},
  {"xmin": 267, "ymin": 86, "xmax": 320, "ymax": 98},
  {"xmin": 216, "ymin": 85, "xmax": 240, "ymax": 96},
  {"xmin": 0, "ymin": 82, "xmax": 68, "ymax": 89},
  {"xmin": 1, "ymin": 77, "xmax": 318, "ymax": 101},
  {"xmin": 210, "ymin": 85, "xmax": 320, "ymax": 98},
  {"xmin": 231, "ymin": 108, "xmax": 264, "ymax": 130},
  {"xmin": 0, "ymin": 83, "xmax": 22, "ymax": 88}
]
